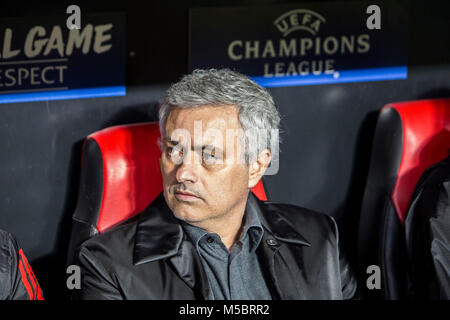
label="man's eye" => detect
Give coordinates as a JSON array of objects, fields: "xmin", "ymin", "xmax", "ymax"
[
  {"xmin": 203, "ymin": 150, "xmax": 221, "ymax": 165},
  {"xmin": 203, "ymin": 152, "xmax": 216, "ymax": 161},
  {"xmin": 166, "ymin": 146, "xmax": 183, "ymax": 158}
]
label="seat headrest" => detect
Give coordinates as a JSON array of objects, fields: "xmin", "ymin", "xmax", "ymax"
[{"xmin": 384, "ymin": 98, "xmax": 450, "ymax": 223}]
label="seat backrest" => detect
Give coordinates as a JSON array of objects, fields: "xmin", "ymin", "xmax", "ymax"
[
  {"xmin": 67, "ymin": 122, "xmax": 267, "ymax": 263},
  {"xmin": 358, "ymin": 98, "xmax": 450, "ymax": 299}
]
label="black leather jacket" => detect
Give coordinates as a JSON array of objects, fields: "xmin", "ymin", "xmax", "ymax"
[
  {"xmin": 75, "ymin": 192, "xmax": 359, "ymax": 300},
  {"xmin": 405, "ymin": 155, "xmax": 450, "ymax": 299}
]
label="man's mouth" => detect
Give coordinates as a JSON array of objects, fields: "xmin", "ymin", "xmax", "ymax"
[{"xmin": 174, "ymin": 191, "xmax": 201, "ymax": 202}]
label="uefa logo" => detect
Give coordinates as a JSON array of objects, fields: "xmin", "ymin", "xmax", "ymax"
[{"xmin": 273, "ymin": 9, "xmax": 326, "ymax": 37}]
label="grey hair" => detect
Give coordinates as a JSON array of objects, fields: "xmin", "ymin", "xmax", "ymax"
[{"xmin": 159, "ymin": 68, "xmax": 281, "ymax": 163}]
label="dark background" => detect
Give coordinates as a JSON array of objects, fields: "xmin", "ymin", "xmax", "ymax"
[{"xmin": 0, "ymin": 0, "xmax": 449, "ymax": 299}]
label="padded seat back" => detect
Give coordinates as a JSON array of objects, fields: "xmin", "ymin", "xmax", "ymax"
[{"xmin": 358, "ymin": 98, "xmax": 450, "ymax": 299}]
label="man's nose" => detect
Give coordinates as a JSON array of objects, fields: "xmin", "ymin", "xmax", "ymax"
[{"xmin": 175, "ymin": 150, "xmax": 199, "ymax": 183}]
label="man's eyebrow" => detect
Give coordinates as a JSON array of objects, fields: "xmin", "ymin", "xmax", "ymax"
[
  {"xmin": 164, "ymin": 139, "xmax": 224, "ymax": 153},
  {"xmin": 193, "ymin": 144, "xmax": 224, "ymax": 154},
  {"xmin": 163, "ymin": 138, "xmax": 179, "ymax": 145}
]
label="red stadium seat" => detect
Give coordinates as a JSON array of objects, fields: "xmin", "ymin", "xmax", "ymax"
[
  {"xmin": 67, "ymin": 122, "xmax": 267, "ymax": 263},
  {"xmin": 357, "ymin": 98, "xmax": 450, "ymax": 299}
]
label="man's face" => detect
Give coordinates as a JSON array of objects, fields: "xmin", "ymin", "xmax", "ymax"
[{"xmin": 160, "ymin": 105, "xmax": 250, "ymax": 225}]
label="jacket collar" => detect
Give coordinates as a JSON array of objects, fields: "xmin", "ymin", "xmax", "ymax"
[
  {"xmin": 247, "ymin": 193, "xmax": 311, "ymax": 247},
  {"xmin": 133, "ymin": 192, "xmax": 310, "ymax": 266},
  {"xmin": 133, "ymin": 193, "xmax": 184, "ymax": 266}
]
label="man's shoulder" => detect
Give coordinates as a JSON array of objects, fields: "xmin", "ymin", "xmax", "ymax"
[
  {"xmin": 409, "ymin": 155, "xmax": 450, "ymax": 211},
  {"xmin": 416, "ymin": 156, "xmax": 450, "ymax": 190},
  {"xmin": 263, "ymin": 200, "xmax": 336, "ymax": 226},
  {"xmin": 77, "ymin": 212, "xmax": 141, "ymax": 255},
  {"xmin": 0, "ymin": 229, "xmax": 14, "ymax": 265},
  {"xmin": 0, "ymin": 229, "xmax": 12, "ymax": 245},
  {"xmin": 78, "ymin": 194, "xmax": 172, "ymax": 253},
  {"xmin": 0, "ymin": 229, "xmax": 15, "ymax": 246},
  {"xmin": 261, "ymin": 201, "xmax": 338, "ymax": 240},
  {"xmin": 0, "ymin": 229, "xmax": 19, "ymax": 263}
]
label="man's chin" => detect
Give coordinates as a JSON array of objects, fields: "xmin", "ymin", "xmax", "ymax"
[{"xmin": 172, "ymin": 210, "xmax": 206, "ymax": 225}]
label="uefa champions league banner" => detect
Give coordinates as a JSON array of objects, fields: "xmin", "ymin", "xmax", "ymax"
[
  {"xmin": 189, "ymin": 1, "xmax": 408, "ymax": 87},
  {"xmin": 0, "ymin": 13, "xmax": 125, "ymax": 103}
]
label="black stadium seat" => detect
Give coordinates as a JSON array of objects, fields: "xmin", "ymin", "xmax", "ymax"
[{"xmin": 358, "ymin": 98, "xmax": 450, "ymax": 299}]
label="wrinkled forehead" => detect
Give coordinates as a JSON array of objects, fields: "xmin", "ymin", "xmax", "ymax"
[{"xmin": 164, "ymin": 105, "xmax": 242, "ymax": 143}]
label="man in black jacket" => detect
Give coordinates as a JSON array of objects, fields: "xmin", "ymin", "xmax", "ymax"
[
  {"xmin": 406, "ymin": 155, "xmax": 450, "ymax": 299},
  {"xmin": 76, "ymin": 69, "xmax": 359, "ymax": 300},
  {"xmin": 0, "ymin": 229, "xmax": 44, "ymax": 300}
]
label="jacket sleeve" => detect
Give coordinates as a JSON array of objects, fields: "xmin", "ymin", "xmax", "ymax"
[
  {"xmin": 74, "ymin": 245, "xmax": 123, "ymax": 300},
  {"xmin": 0, "ymin": 231, "xmax": 44, "ymax": 300},
  {"xmin": 406, "ymin": 173, "xmax": 450, "ymax": 300},
  {"xmin": 429, "ymin": 181, "xmax": 450, "ymax": 299},
  {"xmin": 338, "ymin": 243, "xmax": 361, "ymax": 300},
  {"xmin": 328, "ymin": 216, "xmax": 361, "ymax": 300}
]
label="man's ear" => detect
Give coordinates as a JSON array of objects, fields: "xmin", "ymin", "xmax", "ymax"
[{"xmin": 248, "ymin": 149, "xmax": 271, "ymax": 189}]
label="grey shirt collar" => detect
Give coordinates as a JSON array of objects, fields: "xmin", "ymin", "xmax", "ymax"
[{"xmin": 181, "ymin": 196, "xmax": 264, "ymax": 253}]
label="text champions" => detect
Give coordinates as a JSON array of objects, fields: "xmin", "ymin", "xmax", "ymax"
[{"xmin": 227, "ymin": 34, "xmax": 371, "ymax": 77}]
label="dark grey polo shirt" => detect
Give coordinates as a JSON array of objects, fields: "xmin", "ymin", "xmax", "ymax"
[{"xmin": 182, "ymin": 201, "xmax": 272, "ymax": 300}]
